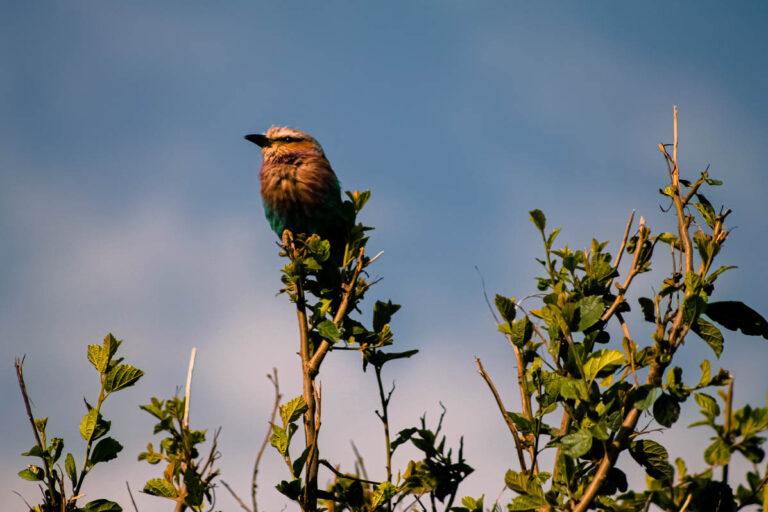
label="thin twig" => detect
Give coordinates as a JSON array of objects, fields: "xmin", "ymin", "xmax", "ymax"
[
  {"xmin": 678, "ymin": 493, "xmax": 692, "ymax": 512},
  {"xmin": 612, "ymin": 210, "xmax": 636, "ymax": 269},
  {"xmin": 475, "ymin": 357, "xmax": 528, "ymax": 472},
  {"xmin": 252, "ymin": 368, "xmax": 281, "ymax": 512},
  {"xmin": 350, "ymin": 441, "xmax": 370, "ymax": 481},
  {"xmin": 126, "ymin": 481, "xmax": 140, "ymax": 512},
  {"xmin": 221, "ymin": 480, "xmax": 252, "ymax": 512},
  {"xmin": 318, "ymin": 460, "xmax": 380, "ymax": 486},
  {"xmin": 183, "ymin": 347, "xmax": 197, "ymax": 427},
  {"xmin": 15, "ymin": 357, "xmax": 58, "ymax": 505}
]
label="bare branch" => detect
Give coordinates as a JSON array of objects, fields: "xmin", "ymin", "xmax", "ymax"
[
  {"xmin": 252, "ymin": 368, "xmax": 281, "ymax": 512},
  {"xmin": 475, "ymin": 357, "xmax": 528, "ymax": 472}
]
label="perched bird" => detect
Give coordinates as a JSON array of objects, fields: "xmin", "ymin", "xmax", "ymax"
[{"xmin": 244, "ymin": 126, "xmax": 349, "ymax": 256}]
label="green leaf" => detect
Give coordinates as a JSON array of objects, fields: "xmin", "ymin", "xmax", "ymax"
[
  {"xmin": 629, "ymin": 439, "xmax": 673, "ymax": 482},
  {"xmin": 81, "ymin": 500, "xmax": 123, "ymax": 512},
  {"xmin": 317, "ymin": 320, "xmax": 340, "ymax": 342},
  {"xmin": 87, "ymin": 344, "xmax": 103, "ymax": 371},
  {"xmin": 529, "ymin": 209, "xmax": 546, "ymax": 232},
  {"xmin": 699, "ymin": 359, "xmax": 712, "ymax": 386},
  {"xmin": 21, "ymin": 445, "xmax": 45, "ymax": 458},
  {"xmin": 508, "ymin": 494, "xmax": 548, "ymax": 510},
  {"xmin": 90, "ymin": 437, "xmax": 123, "ymax": 464},
  {"xmin": 692, "ymin": 317, "xmax": 724, "ymax": 358},
  {"xmin": 143, "ymin": 478, "xmax": 177, "ymax": 498},
  {"xmin": 495, "ymin": 295, "xmax": 517, "ymax": 323},
  {"xmin": 292, "ymin": 446, "xmax": 311, "ymax": 478},
  {"xmin": 47, "ymin": 437, "xmax": 63, "ymax": 463},
  {"xmin": 373, "ymin": 300, "xmax": 401, "ymax": 332},
  {"xmin": 576, "ymin": 296, "xmax": 604, "ymax": 332},
  {"xmin": 270, "ymin": 425, "xmax": 289, "ymax": 456},
  {"xmin": 18, "ymin": 466, "xmax": 44, "ymax": 481},
  {"xmin": 583, "ymin": 349, "xmax": 625, "ymax": 383},
  {"xmin": 704, "ymin": 438, "xmax": 731, "ymax": 466},
  {"xmin": 694, "ymin": 196, "xmax": 716, "ymax": 228},
  {"xmin": 560, "ymin": 429, "xmax": 593, "ymax": 458},
  {"xmin": 280, "ymin": 395, "xmax": 308, "ymax": 426},
  {"xmin": 706, "ymin": 301, "xmax": 768, "ymax": 339},
  {"xmin": 638, "ymin": 297, "xmax": 656, "ymax": 323},
  {"xmin": 695, "ymin": 392, "xmax": 720, "ymax": 418},
  {"xmin": 504, "ymin": 469, "xmax": 544, "ymax": 496},
  {"xmin": 104, "ymin": 364, "xmax": 144, "ymax": 393},
  {"xmin": 80, "ymin": 408, "xmax": 99, "ymax": 441},
  {"xmin": 508, "ymin": 317, "xmax": 533, "ymax": 347},
  {"xmin": 653, "ymin": 393, "xmax": 681, "ymax": 428},
  {"xmin": 632, "ymin": 386, "xmax": 661, "ymax": 411},
  {"xmin": 65, "ymin": 453, "xmax": 77, "ymax": 486},
  {"xmin": 276, "ymin": 478, "xmax": 303, "ymax": 500}
]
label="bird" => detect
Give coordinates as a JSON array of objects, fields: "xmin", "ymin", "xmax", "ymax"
[{"xmin": 244, "ymin": 126, "xmax": 350, "ymax": 260}]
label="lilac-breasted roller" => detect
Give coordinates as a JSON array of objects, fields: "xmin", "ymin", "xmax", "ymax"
[{"xmin": 244, "ymin": 127, "xmax": 350, "ymax": 255}]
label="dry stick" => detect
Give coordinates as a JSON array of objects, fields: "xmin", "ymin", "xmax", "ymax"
[
  {"xmin": 612, "ymin": 211, "xmax": 636, "ymax": 270},
  {"xmin": 221, "ymin": 480, "xmax": 252, "ymax": 512},
  {"xmin": 616, "ymin": 312, "xmax": 639, "ymax": 386},
  {"xmin": 475, "ymin": 357, "xmax": 528, "ymax": 472},
  {"xmin": 678, "ymin": 493, "xmax": 693, "ymax": 512},
  {"xmin": 176, "ymin": 347, "xmax": 198, "ymax": 512},
  {"xmin": 252, "ymin": 368, "xmax": 281, "ymax": 512},
  {"xmin": 318, "ymin": 460, "xmax": 381, "ymax": 486},
  {"xmin": 126, "ymin": 481, "xmax": 140, "ymax": 512},
  {"xmin": 15, "ymin": 358, "xmax": 59, "ymax": 506}
]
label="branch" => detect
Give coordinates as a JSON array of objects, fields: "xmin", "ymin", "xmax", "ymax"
[
  {"xmin": 15, "ymin": 357, "xmax": 58, "ymax": 505},
  {"xmin": 318, "ymin": 460, "xmax": 380, "ymax": 486},
  {"xmin": 307, "ymin": 247, "xmax": 365, "ymax": 377},
  {"xmin": 475, "ymin": 357, "xmax": 528, "ymax": 472},
  {"xmin": 252, "ymin": 368, "xmax": 281, "ymax": 512},
  {"xmin": 126, "ymin": 481, "xmax": 140, "ymax": 512},
  {"xmin": 221, "ymin": 480, "xmax": 252, "ymax": 512}
]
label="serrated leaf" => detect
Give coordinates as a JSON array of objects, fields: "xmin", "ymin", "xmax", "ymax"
[
  {"xmin": 509, "ymin": 317, "xmax": 533, "ymax": 346},
  {"xmin": 695, "ymin": 392, "xmax": 720, "ymax": 418},
  {"xmin": 87, "ymin": 344, "xmax": 102, "ymax": 371},
  {"xmin": 317, "ymin": 320, "xmax": 340, "ymax": 342},
  {"xmin": 704, "ymin": 438, "xmax": 731, "ymax": 466},
  {"xmin": 80, "ymin": 408, "xmax": 99, "ymax": 441},
  {"xmin": 90, "ymin": 437, "xmax": 123, "ymax": 464},
  {"xmin": 583, "ymin": 349, "xmax": 625, "ymax": 383},
  {"xmin": 104, "ymin": 364, "xmax": 144, "ymax": 393},
  {"xmin": 508, "ymin": 494, "xmax": 547, "ymax": 510},
  {"xmin": 81, "ymin": 499, "xmax": 123, "ymax": 512},
  {"xmin": 143, "ymin": 478, "xmax": 177, "ymax": 498},
  {"xmin": 692, "ymin": 317, "xmax": 724, "ymax": 358},
  {"xmin": 495, "ymin": 295, "xmax": 517, "ymax": 323},
  {"xmin": 560, "ymin": 429, "xmax": 593, "ymax": 458},
  {"xmin": 270, "ymin": 425, "xmax": 289, "ymax": 456},
  {"xmin": 280, "ymin": 395, "xmax": 308, "ymax": 426},
  {"xmin": 576, "ymin": 296, "xmax": 604, "ymax": 332},
  {"xmin": 629, "ymin": 439, "xmax": 673, "ymax": 482}
]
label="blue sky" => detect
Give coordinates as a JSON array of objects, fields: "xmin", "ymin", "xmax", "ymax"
[{"xmin": 2, "ymin": 2, "xmax": 767, "ymax": 510}]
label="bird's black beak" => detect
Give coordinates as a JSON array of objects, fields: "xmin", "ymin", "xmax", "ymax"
[{"xmin": 244, "ymin": 133, "xmax": 270, "ymax": 147}]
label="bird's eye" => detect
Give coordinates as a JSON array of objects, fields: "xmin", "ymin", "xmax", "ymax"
[{"xmin": 282, "ymin": 136, "xmax": 294, "ymax": 142}]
